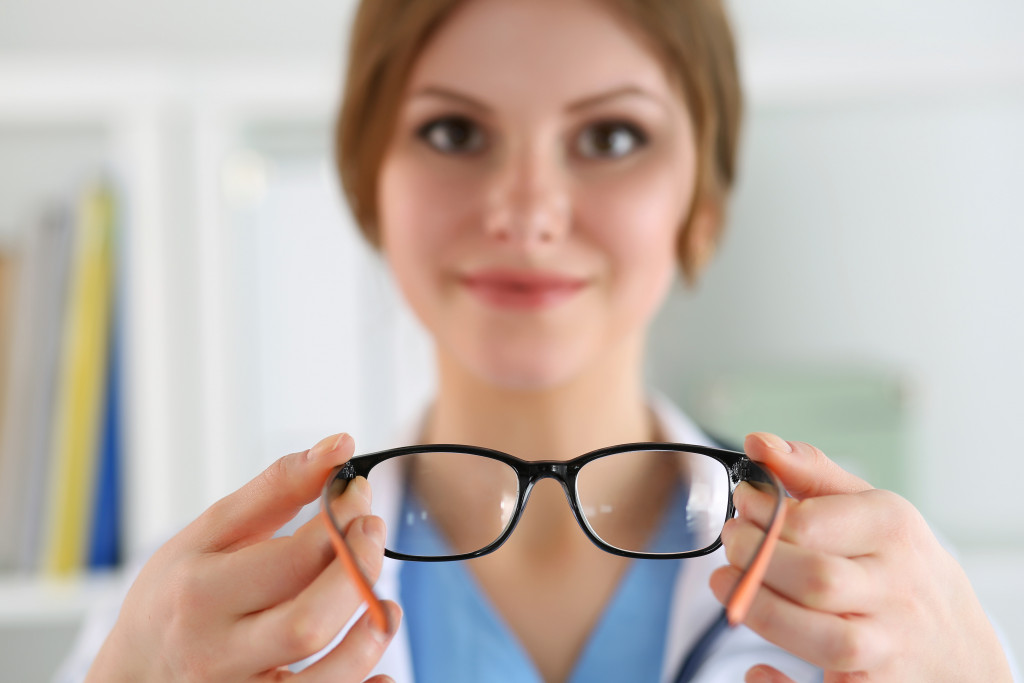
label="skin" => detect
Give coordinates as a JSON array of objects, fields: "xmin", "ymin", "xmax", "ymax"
[{"xmin": 87, "ymin": 0, "xmax": 1014, "ymax": 680}]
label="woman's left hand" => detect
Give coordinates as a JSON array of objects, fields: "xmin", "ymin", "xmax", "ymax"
[{"xmin": 709, "ymin": 432, "xmax": 1013, "ymax": 682}]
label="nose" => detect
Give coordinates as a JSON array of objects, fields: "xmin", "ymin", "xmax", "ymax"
[{"xmin": 483, "ymin": 149, "xmax": 570, "ymax": 248}]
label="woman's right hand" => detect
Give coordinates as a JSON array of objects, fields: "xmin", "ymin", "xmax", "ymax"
[{"xmin": 86, "ymin": 433, "xmax": 401, "ymax": 682}]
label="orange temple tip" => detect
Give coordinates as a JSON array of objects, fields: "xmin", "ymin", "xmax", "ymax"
[
  {"xmin": 320, "ymin": 506, "xmax": 390, "ymax": 633},
  {"xmin": 725, "ymin": 502, "xmax": 787, "ymax": 626}
]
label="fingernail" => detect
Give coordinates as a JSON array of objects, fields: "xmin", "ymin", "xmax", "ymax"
[
  {"xmin": 732, "ymin": 481, "xmax": 751, "ymax": 505},
  {"xmin": 371, "ymin": 603, "xmax": 401, "ymax": 643},
  {"xmin": 758, "ymin": 432, "xmax": 792, "ymax": 454},
  {"xmin": 746, "ymin": 666, "xmax": 773, "ymax": 683},
  {"xmin": 347, "ymin": 475, "xmax": 372, "ymax": 504},
  {"xmin": 307, "ymin": 432, "xmax": 347, "ymax": 461}
]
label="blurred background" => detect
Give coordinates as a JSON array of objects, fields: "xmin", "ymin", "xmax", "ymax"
[{"xmin": 0, "ymin": 0, "xmax": 1021, "ymax": 679}]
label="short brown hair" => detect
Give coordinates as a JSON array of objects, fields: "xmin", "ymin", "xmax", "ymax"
[{"xmin": 335, "ymin": 0, "xmax": 742, "ymax": 284}]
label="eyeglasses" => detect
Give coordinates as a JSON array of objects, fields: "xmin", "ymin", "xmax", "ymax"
[{"xmin": 320, "ymin": 442, "xmax": 786, "ymax": 633}]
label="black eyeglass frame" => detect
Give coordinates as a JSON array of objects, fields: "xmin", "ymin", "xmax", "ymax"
[{"xmin": 324, "ymin": 442, "xmax": 783, "ymax": 562}]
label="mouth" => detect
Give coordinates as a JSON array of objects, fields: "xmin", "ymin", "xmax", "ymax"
[{"xmin": 459, "ymin": 269, "xmax": 588, "ymax": 310}]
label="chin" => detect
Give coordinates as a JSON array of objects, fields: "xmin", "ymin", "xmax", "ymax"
[{"xmin": 463, "ymin": 341, "xmax": 589, "ymax": 393}]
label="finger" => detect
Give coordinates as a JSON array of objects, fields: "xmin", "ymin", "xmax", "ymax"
[
  {"xmin": 744, "ymin": 432, "xmax": 871, "ymax": 500},
  {"xmin": 721, "ymin": 517, "xmax": 878, "ymax": 615},
  {"xmin": 293, "ymin": 601, "xmax": 401, "ymax": 683},
  {"xmin": 710, "ymin": 564, "xmax": 888, "ymax": 672},
  {"xmin": 746, "ymin": 664, "xmax": 796, "ymax": 683},
  {"xmin": 234, "ymin": 514, "xmax": 389, "ymax": 671},
  {"xmin": 192, "ymin": 433, "xmax": 355, "ymax": 552},
  {"xmin": 732, "ymin": 481, "xmax": 890, "ymax": 557},
  {"xmin": 249, "ymin": 604, "xmax": 400, "ymax": 683},
  {"xmin": 208, "ymin": 476, "xmax": 375, "ymax": 615},
  {"xmin": 321, "ymin": 478, "xmax": 388, "ymax": 632}
]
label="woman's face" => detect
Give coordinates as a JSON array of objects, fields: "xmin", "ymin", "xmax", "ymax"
[{"xmin": 378, "ymin": 0, "xmax": 700, "ymax": 391}]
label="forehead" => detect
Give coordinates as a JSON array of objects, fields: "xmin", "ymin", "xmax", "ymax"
[{"xmin": 405, "ymin": 0, "xmax": 675, "ymax": 108}]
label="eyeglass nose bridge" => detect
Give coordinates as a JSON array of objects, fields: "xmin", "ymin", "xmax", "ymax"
[
  {"xmin": 514, "ymin": 460, "xmax": 583, "ymax": 521},
  {"xmin": 518, "ymin": 460, "xmax": 576, "ymax": 495}
]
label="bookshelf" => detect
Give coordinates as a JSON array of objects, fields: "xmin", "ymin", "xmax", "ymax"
[
  {"xmin": 0, "ymin": 56, "xmax": 436, "ymax": 643},
  {"xmin": 0, "ymin": 60, "xmax": 171, "ymax": 575},
  {"xmin": 0, "ymin": 58, "xmax": 326, "ymax": 609}
]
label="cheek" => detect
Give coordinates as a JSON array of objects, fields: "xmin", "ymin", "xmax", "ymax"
[
  {"xmin": 377, "ymin": 154, "xmax": 473, "ymax": 293},
  {"xmin": 578, "ymin": 156, "xmax": 694, "ymax": 308}
]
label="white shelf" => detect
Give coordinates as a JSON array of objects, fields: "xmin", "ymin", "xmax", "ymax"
[
  {"xmin": 0, "ymin": 58, "xmax": 338, "ymax": 112},
  {"xmin": 0, "ymin": 572, "xmax": 123, "ymax": 625}
]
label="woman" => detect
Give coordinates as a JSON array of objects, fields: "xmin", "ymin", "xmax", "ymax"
[{"xmin": 76, "ymin": 0, "xmax": 1016, "ymax": 681}]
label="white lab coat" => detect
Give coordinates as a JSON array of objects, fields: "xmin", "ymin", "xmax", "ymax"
[{"xmin": 57, "ymin": 393, "xmax": 1019, "ymax": 682}]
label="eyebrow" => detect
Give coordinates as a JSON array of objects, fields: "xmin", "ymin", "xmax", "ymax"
[
  {"xmin": 408, "ymin": 84, "xmax": 668, "ymax": 115},
  {"xmin": 565, "ymin": 85, "xmax": 669, "ymax": 113},
  {"xmin": 408, "ymin": 86, "xmax": 494, "ymax": 114}
]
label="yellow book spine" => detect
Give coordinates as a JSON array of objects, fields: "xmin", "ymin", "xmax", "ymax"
[{"xmin": 41, "ymin": 184, "xmax": 115, "ymax": 576}]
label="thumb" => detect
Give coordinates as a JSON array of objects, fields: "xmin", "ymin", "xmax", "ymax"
[
  {"xmin": 190, "ymin": 432, "xmax": 356, "ymax": 551},
  {"xmin": 744, "ymin": 432, "xmax": 871, "ymax": 500}
]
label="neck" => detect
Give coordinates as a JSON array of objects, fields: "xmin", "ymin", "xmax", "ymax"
[{"xmin": 424, "ymin": 337, "xmax": 656, "ymax": 461}]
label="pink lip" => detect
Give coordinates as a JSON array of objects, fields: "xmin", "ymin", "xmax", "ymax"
[{"xmin": 460, "ymin": 269, "xmax": 587, "ymax": 310}]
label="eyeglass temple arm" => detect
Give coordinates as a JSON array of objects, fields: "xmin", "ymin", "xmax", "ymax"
[
  {"xmin": 724, "ymin": 468, "xmax": 787, "ymax": 627},
  {"xmin": 319, "ymin": 504, "xmax": 390, "ymax": 633}
]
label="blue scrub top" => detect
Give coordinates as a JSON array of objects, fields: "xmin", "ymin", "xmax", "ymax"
[{"xmin": 398, "ymin": 490, "xmax": 692, "ymax": 683}]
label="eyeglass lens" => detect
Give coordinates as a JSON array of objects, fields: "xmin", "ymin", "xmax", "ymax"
[
  {"xmin": 372, "ymin": 451, "xmax": 521, "ymax": 557},
  {"xmin": 576, "ymin": 449, "xmax": 730, "ymax": 554}
]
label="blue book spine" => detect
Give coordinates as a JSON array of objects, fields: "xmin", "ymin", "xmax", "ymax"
[{"xmin": 87, "ymin": 265, "xmax": 121, "ymax": 570}]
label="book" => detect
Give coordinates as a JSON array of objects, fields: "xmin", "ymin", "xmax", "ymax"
[
  {"xmin": 0, "ymin": 247, "xmax": 23, "ymax": 570},
  {"xmin": 87, "ymin": 284, "xmax": 122, "ymax": 569},
  {"xmin": 0, "ymin": 206, "xmax": 74, "ymax": 572},
  {"xmin": 40, "ymin": 183, "xmax": 116, "ymax": 576},
  {"xmin": 0, "ymin": 251, "xmax": 16, "ymax": 445}
]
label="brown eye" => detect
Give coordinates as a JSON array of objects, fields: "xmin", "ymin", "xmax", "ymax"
[
  {"xmin": 417, "ymin": 116, "xmax": 485, "ymax": 155},
  {"xmin": 576, "ymin": 121, "xmax": 647, "ymax": 159}
]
